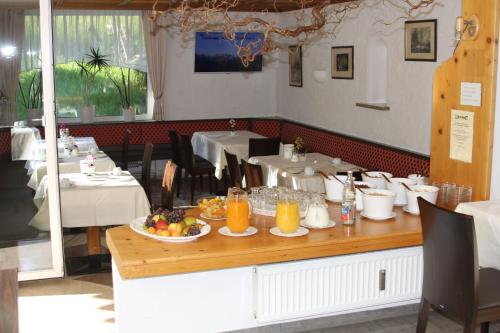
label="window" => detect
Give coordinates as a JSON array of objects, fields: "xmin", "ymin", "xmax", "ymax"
[{"xmin": 17, "ymin": 10, "xmax": 149, "ymax": 121}]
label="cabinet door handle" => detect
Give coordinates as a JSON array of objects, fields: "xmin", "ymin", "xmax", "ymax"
[{"xmin": 379, "ymin": 269, "xmax": 386, "ymax": 291}]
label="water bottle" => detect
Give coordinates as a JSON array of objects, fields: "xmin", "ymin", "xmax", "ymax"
[{"xmin": 341, "ymin": 170, "xmax": 356, "ymax": 225}]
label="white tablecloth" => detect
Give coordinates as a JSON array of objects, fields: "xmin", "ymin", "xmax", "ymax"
[
  {"xmin": 27, "ymin": 153, "xmax": 116, "ymax": 190},
  {"xmin": 30, "ymin": 137, "xmax": 98, "ymax": 161},
  {"xmin": 455, "ymin": 201, "xmax": 500, "ymax": 270},
  {"xmin": 249, "ymin": 152, "xmax": 362, "ymax": 193},
  {"xmin": 30, "ymin": 172, "xmax": 151, "ymax": 231},
  {"xmin": 191, "ymin": 130, "xmax": 265, "ymax": 179},
  {"xmin": 11, "ymin": 127, "xmax": 41, "ymax": 161}
]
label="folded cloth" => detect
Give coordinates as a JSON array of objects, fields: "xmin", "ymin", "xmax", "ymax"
[{"xmin": 162, "ymin": 161, "xmax": 177, "ymax": 191}]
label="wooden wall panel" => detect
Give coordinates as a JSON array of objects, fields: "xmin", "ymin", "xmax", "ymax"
[
  {"xmin": 0, "ymin": 268, "xmax": 19, "ymax": 333},
  {"xmin": 430, "ymin": 0, "xmax": 500, "ymax": 200}
]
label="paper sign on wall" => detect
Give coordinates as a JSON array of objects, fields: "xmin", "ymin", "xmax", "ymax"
[
  {"xmin": 450, "ymin": 109, "xmax": 474, "ymax": 163},
  {"xmin": 460, "ymin": 82, "xmax": 482, "ymax": 107}
]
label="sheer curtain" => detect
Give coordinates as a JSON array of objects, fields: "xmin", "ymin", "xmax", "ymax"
[{"xmin": 0, "ymin": 9, "xmax": 25, "ymax": 126}]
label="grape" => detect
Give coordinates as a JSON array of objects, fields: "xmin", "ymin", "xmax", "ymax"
[
  {"xmin": 166, "ymin": 209, "xmax": 185, "ymax": 224},
  {"xmin": 187, "ymin": 226, "xmax": 201, "ymax": 236},
  {"xmin": 144, "ymin": 215, "xmax": 155, "ymax": 228}
]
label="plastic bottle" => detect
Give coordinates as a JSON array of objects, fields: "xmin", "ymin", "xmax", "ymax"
[{"xmin": 341, "ymin": 170, "xmax": 356, "ymax": 225}]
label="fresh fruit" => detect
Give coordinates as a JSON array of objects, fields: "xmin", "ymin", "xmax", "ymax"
[
  {"xmin": 161, "ymin": 229, "xmax": 169, "ymax": 237},
  {"xmin": 147, "ymin": 227, "xmax": 156, "ymax": 234},
  {"xmin": 168, "ymin": 222, "xmax": 183, "ymax": 237},
  {"xmin": 152, "ymin": 215, "xmax": 161, "ymax": 222},
  {"xmin": 155, "ymin": 220, "xmax": 168, "ymax": 230},
  {"xmin": 198, "ymin": 197, "xmax": 226, "ymax": 218},
  {"xmin": 156, "ymin": 228, "xmax": 163, "ymax": 236},
  {"xmin": 184, "ymin": 216, "xmax": 197, "ymax": 226}
]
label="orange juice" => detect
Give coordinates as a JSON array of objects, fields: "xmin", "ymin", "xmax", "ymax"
[
  {"xmin": 226, "ymin": 199, "xmax": 250, "ymax": 233},
  {"xmin": 276, "ymin": 200, "xmax": 300, "ymax": 233}
]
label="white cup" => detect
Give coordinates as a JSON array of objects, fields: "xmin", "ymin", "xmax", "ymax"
[
  {"xmin": 387, "ymin": 178, "xmax": 417, "ymax": 206},
  {"xmin": 324, "ymin": 175, "xmax": 347, "ymax": 202},
  {"xmin": 408, "ymin": 174, "xmax": 425, "ymax": 185},
  {"xmin": 304, "ymin": 166, "xmax": 315, "ymax": 176},
  {"xmin": 332, "ymin": 157, "xmax": 342, "ymax": 165},
  {"xmin": 361, "ymin": 171, "xmax": 393, "ymax": 189},
  {"xmin": 405, "ymin": 185, "xmax": 439, "ymax": 215},
  {"xmin": 362, "ymin": 189, "xmax": 396, "ymax": 219},
  {"xmin": 354, "ymin": 181, "xmax": 375, "ymax": 211},
  {"xmin": 283, "ymin": 144, "xmax": 294, "ymax": 159},
  {"xmin": 113, "ymin": 167, "xmax": 123, "ymax": 176}
]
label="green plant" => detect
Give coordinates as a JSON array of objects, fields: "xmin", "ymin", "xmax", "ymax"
[
  {"xmin": 76, "ymin": 47, "xmax": 110, "ymax": 105},
  {"xmin": 18, "ymin": 70, "xmax": 42, "ymax": 109},
  {"xmin": 108, "ymin": 67, "xmax": 132, "ymax": 109}
]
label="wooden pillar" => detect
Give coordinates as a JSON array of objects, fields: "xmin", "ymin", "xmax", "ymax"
[{"xmin": 430, "ymin": 0, "xmax": 500, "ymax": 200}]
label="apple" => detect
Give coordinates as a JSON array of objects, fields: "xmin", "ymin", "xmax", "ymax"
[
  {"xmin": 168, "ymin": 222, "xmax": 183, "ymax": 237},
  {"xmin": 155, "ymin": 220, "xmax": 168, "ymax": 230}
]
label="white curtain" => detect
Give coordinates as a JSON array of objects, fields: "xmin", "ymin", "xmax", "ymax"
[
  {"xmin": 0, "ymin": 9, "xmax": 25, "ymax": 126},
  {"xmin": 142, "ymin": 11, "xmax": 166, "ymax": 121}
]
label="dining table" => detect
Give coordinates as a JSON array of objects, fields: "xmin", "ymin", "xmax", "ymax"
[
  {"xmin": 191, "ymin": 130, "xmax": 265, "ymax": 179},
  {"xmin": 30, "ymin": 171, "xmax": 151, "ymax": 255},
  {"xmin": 29, "ymin": 136, "xmax": 99, "ymax": 162},
  {"xmin": 455, "ymin": 200, "xmax": 500, "ymax": 270},
  {"xmin": 248, "ymin": 152, "xmax": 363, "ymax": 193},
  {"xmin": 10, "ymin": 126, "xmax": 41, "ymax": 161}
]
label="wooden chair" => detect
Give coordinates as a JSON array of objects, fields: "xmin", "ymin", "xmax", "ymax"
[
  {"xmin": 416, "ymin": 197, "xmax": 500, "ymax": 333},
  {"xmin": 168, "ymin": 130, "xmax": 184, "ymax": 197},
  {"xmin": 141, "ymin": 142, "xmax": 154, "ymax": 203},
  {"xmin": 248, "ymin": 137, "xmax": 281, "ymax": 158},
  {"xmin": 224, "ymin": 150, "xmax": 243, "ymax": 188},
  {"xmin": 120, "ymin": 129, "xmax": 131, "ymax": 170},
  {"xmin": 241, "ymin": 159, "xmax": 263, "ymax": 189},
  {"xmin": 179, "ymin": 134, "xmax": 215, "ymax": 205}
]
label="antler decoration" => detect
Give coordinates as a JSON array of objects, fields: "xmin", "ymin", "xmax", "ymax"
[{"xmin": 149, "ymin": 0, "xmax": 435, "ymax": 65}]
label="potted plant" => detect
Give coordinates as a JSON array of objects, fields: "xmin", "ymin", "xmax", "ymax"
[
  {"xmin": 108, "ymin": 67, "xmax": 135, "ymax": 121},
  {"xmin": 18, "ymin": 69, "xmax": 43, "ymax": 126},
  {"xmin": 76, "ymin": 47, "xmax": 109, "ymax": 123}
]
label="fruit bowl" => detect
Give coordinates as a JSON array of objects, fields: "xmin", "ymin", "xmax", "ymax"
[{"xmin": 197, "ymin": 196, "xmax": 227, "ymax": 220}]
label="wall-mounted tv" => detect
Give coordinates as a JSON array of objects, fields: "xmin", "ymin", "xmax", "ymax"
[{"xmin": 194, "ymin": 31, "xmax": 263, "ymax": 72}]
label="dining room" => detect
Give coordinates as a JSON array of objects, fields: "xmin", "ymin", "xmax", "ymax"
[{"xmin": 1, "ymin": 0, "xmax": 500, "ymax": 332}]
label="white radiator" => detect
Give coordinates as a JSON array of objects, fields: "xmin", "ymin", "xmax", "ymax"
[{"xmin": 255, "ymin": 246, "xmax": 423, "ymax": 322}]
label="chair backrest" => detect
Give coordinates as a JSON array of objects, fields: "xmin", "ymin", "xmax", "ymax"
[
  {"xmin": 179, "ymin": 134, "xmax": 195, "ymax": 173},
  {"xmin": 168, "ymin": 130, "xmax": 183, "ymax": 167},
  {"xmin": 142, "ymin": 142, "xmax": 154, "ymax": 202},
  {"xmin": 224, "ymin": 150, "xmax": 242, "ymax": 188},
  {"xmin": 160, "ymin": 161, "xmax": 178, "ymax": 211},
  {"xmin": 248, "ymin": 138, "xmax": 281, "ymax": 158},
  {"xmin": 121, "ymin": 129, "xmax": 131, "ymax": 170},
  {"xmin": 241, "ymin": 159, "xmax": 263, "ymax": 189},
  {"xmin": 417, "ymin": 197, "xmax": 479, "ymax": 324}
]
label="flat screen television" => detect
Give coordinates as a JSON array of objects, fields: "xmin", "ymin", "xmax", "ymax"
[{"xmin": 194, "ymin": 31, "xmax": 263, "ymax": 72}]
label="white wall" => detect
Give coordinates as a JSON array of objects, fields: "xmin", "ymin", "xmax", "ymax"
[
  {"xmin": 275, "ymin": 1, "xmax": 461, "ymax": 155},
  {"xmin": 164, "ymin": 13, "xmax": 279, "ymax": 120}
]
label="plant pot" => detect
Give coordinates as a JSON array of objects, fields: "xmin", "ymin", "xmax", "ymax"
[
  {"xmin": 80, "ymin": 105, "xmax": 95, "ymax": 123},
  {"xmin": 123, "ymin": 107, "xmax": 135, "ymax": 122},
  {"xmin": 27, "ymin": 108, "xmax": 43, "ymax": 126}
]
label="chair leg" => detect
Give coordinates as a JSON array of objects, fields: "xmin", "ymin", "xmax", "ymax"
[
  {"xmin": 416, "ymin": 298, "xmax": 430, "ymax": 333},
  {"xmin": 190, "ymin": 174, "xmax": 195, "ymax": 205},
  {"xmin": 480, "ymin": 322, "xmax": 490, "ymax": 333}
]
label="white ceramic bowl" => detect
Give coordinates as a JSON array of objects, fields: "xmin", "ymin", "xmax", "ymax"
[
  {"xmin": 387, "ymin": 178, "xmax": 417, "ymax": 206},
  {"xmin": 405, "ymin": 185, "xmax": 439, "ymax": 215},
  {"xmin": 362, "ymin": 189, "xmax": 396, "ymax": 219},
  {"xmin": 324, "ymin": 175, "xmax": 347, "ymax": 202},
  {"xmin": 354, "ymin": 181, "xmax": 375, "ymax": 211},
  {"xmin": 361, "ymin": 171, "xmax": 393, "ymax": 189},
  {"xmin": 408, "ymin": 174, "xmax": 426, "ymax": 185}
]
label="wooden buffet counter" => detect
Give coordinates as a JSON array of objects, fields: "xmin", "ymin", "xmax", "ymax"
[
  {"xmin": 107, "ymin": 204, "xmax": 422, "ymax": 279},
  {"xmin": 107, "ymin": 204, "xmax": 424, "ymax": 333}
]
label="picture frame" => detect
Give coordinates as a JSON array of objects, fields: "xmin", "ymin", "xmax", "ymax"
[
  {"xmin": 288, "ymin": 45, "xmax": 302, "ymax": 87},
  {"xmin": 331, "ymin": 46, "xmax": 353, "ymax": 79},
  {"xmin": 404, "ymin": 19, "xmax": 437, "ymax": 62}
]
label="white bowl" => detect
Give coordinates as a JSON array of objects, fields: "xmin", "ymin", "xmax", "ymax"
[
  {"xmin": 361, "ymin": 171, "xmax": 393, "ymax": 189},
  {"xmin": 362, "ymin": 189, "xmax": 396, "ymax": 219},
  {"xmin": 408, "ymin": 174, "xmax": 426, "ymax": 185},
  {"xmin": 354, "ymin": 181, "xmax": 375, "ymax": 211},
  {"xmin": 324, "ymin": 175, "xmax": 347, "ymax": 202},
  {"xmin": 387, "ymin": 178, "xmax": 417, "ymax": 206},
  {"xmin": 405, "ymin": 185, "xmax": 439, "ymax": 215}
]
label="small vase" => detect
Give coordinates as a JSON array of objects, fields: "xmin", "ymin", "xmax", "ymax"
[
  {"xmin": 123, "ymin": 107, "xmax": 135, "ymax": 122},
  {"xmin": 27, "ymin": 108, "xmax": 43, "ymax": 126}
]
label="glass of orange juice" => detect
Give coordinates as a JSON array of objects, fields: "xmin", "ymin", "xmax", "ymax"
[
  {"xmin": 275, "ymin": 194, "xmax": 300, "ymax": 233},
  {"xmin": 226, "ymin": 187, "xmax": 251, "ymax": 233}
]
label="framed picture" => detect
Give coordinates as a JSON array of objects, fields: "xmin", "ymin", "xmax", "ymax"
[
  {"xmin": 331, "ymin": 46, "xmax": 353, "ymax": 79},
  {"xmin": 288, "ymin": 45, "xmax": 302, "ymax": 87},
  {"xmin": 404, "ymin": 19, "xmax": 437, "ymax": 61}
]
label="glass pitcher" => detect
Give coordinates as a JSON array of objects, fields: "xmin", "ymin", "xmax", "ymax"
[
  {"xmin": 275, "ymin": 193, "xmax": 300, "ymax": 233},
  {"xmin": 304, "ymin": 194, "xmax": 330, "ymax": 228},
  {"xmin": 226, "ymin": 187, "xmax": 250, "ymax": 233}
]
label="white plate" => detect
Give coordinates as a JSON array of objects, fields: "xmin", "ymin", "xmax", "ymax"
[
  {"xmin": 300, "ymin": 219, "xmax": 336, "ymax": 229},
  {"xmin": 200, "ymin": 213, "xmax": 226, "ymax": 220},
  {"xmin": 270, "ymin": 226, "xmax": 309, "ymax": 237},
  {"xmin": 360, "ymin": 211, "xmax": 397, "ymax": 221},
  {"xmin": 218, "ymin": 226, "xmax": 258, "ymax": 237},
  {"xmin": 402, "ymin": 205, "xmax": 419, "ymax": 216},
  {"xmin": 129, "ymin": 217, "xmax": 211, "ymax": 243},
  {"xmin": 285, "ymin": 167, "xmax": 304, "ymax": 174}
]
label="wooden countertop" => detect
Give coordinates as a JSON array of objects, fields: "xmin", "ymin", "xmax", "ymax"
[{"xmin": 106, "ymin": 204, "xmax": 422, "ymax": 279}]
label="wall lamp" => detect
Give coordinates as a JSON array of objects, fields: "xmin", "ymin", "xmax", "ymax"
[{"xmin": 455, "ymin": 15, "xmax": 479, "ymax": 41}]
